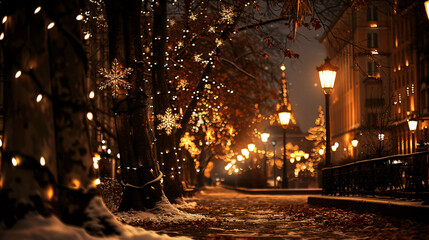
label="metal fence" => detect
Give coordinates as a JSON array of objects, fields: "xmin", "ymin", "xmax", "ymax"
[{"xmin": 322, "ymin": 151, "xmax": 429, "ymax": 200}]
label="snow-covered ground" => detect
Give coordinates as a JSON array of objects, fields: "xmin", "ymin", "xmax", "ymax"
[
  {"xmin": 127, "ymin": 186, "xmax": 429, "ymax": 239},
  {"xmin": 0, "ymin": 213, "xmax": 189, "ymax": 240},
  {"xmin": 3, "ymin": 187, "xmax": 427, "ymax": 239}
]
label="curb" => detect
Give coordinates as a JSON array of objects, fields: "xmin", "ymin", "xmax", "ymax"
[{"xmin": 308, "ymin": 196, "xmax": 429, "ymax": 222}]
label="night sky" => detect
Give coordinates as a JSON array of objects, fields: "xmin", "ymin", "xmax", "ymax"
[{"xmin": 281, "ymin": 26, "xmax": 326, "ymax": 132}]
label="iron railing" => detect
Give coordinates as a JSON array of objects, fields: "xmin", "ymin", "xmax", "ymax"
[{"xmin": 322, "ymin": 151, "xmax": 429, "ymax": 200}]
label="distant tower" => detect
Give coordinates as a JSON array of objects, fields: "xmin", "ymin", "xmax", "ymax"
[{"xmin": 276, "ymin": 64, "xmax": 298, "ymax": 130}]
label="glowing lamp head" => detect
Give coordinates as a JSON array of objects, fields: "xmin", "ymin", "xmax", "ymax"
[
  {"xmin": 280, "ymin": 64, "xmax": 286, "ymax": 71},
  {"xmin": 87, "ymin": 112, "xmax": 93, "ymax": 120},
  {"xmin": 247, "ymin": 143, "xmax": 256, "ymax": 152},
  {"xmin": 40, "ymin": 157, "xmax": 46, "ymax": 166},
  {"xmin": 318, "ymin": 149, "xmax": 325, "ymax": 155},
  {"xmin": 317, "ymin": 57, "xmax": 338, "ymax": 95},
  {"xmin": 261, "ymin": 132, "xmax": 270, "ymax": 143},
  {"xmin": 241, "ymin": 148, "xmax": 249, "ymax": 158},
  {"xmin": 237, "ymin": 155, "xmax": 244, "ymax": 161},
  {"xmin": 425, "ymin": 1, "xmax": 429, "ymax": 20},
  {"xmin": 304, "ymin": 153, "xmax": 309, "ymax": 159},
  {"xmin": 408, "ymin": 120, "xmax": 418, "ymax": 131},
  {"xmin": 278, "ymin": 107, "xmax": 291, "ymax": 126},
  {"xmin": 351, "ymin": 138, "xmax": 359, "ymax": 147}
]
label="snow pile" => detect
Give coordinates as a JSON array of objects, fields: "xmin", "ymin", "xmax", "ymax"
[
  {"xmin": 0, "ymin": 213, "xmax": 189, "ymax": 240},
  {"xmin": 173, "ymin": 201, "xmax": 197, "ymax": 209},
  {"xmin": 116, "ymin": 196, "xmax": 205, "ymax": 224}
]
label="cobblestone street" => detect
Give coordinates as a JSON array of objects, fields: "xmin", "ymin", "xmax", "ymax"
[{"xmin": 132, "ymin": 186, "xmax": 429, "ymax": 239}]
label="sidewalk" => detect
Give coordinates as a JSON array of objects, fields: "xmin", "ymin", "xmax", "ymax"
[
  {"xmin": 308, "ymin": 195, "xmax": 429, "ymax": 222},
  {"xmin": 223, "ymin": 185, "xmax": 429, "ymax": 222},
  {"xmin": 222, "ymin": 184, "xmax": 322, "ymax": 195}
]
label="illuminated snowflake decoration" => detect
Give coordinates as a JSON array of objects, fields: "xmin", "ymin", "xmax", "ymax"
[
  {"xmin": 194, "ymin": 54, "xmax": 203, "ymax": 63},
  {"xmin": 176, "ymin": 79, "xmax": 188, "ymax": 90},
  {"xmin": 215, "ymin": 38, "xmax": 223, "ymax": 47},
  {"xmin": 157, "ymin": 108, "xmax": 181, "ymax": 135},
  {"xmin": 189, "ymin": 12, "xmax": 197, "ymax": 21},
  {"xmin": 177, "ymin": 41, "xmax": 184, "ymax": 48},
  {"xmin": 208, "ymin": 26, "xmax": 216, "ymax": 33},
  {"xmin": 99, "ymin": 58, "xmax": 132, "ymax": 97},
  {"xmin": 169, "ymin": 18, "xmax": 176, "ymax": 26},
  {"xmin": 219, "ymin": 5, "xmax": 236, "ymax": 24}
]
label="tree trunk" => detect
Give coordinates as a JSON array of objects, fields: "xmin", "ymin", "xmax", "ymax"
[
  {"xmin": 104, "ymin": 0, "xmax": 164, "ymax": 211},
  {"xmin": 152, "ymin": 0, "xmax": 183, "ymax": 203},
  {"xmin": 1, "ymin": 0, "xmax": 124, "ymax": 236}
]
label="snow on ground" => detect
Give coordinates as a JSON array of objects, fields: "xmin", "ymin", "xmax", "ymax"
[
  {"xmin": 115, "ymin": 195, "xmax": 206, "ymax": 224},
  {"xmin": 0, "ymin": 213, "xmax": 189, "ymax": 240}
]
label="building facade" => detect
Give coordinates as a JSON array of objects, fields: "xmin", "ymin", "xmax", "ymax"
[{"xmin": 321, "ymin": 0, "xmax": 429, "ymax": 165}]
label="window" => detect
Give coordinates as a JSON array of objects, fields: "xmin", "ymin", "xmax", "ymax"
[
  {"xmin": 367, "ymin": 33, "xmax": 378, "ymax": 48},
  {"xmin": 367, "ymin": 7, "xmax": 378, "ymax": 21},
  {"xmin": 367, "ymin": 61, "xmax": 379, "ymax": 77}
]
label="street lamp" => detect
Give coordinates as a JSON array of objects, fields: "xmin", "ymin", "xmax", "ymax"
[
  {"xmin": 271, "ymin": 140, "xmax": 277, "ymax": 187},
  {"xmin": 351, "ymin": 138, "xmax": 359, "ymax": 148},
  {"xmin": 408, "ymin": 119, "xmax": 418, "ymax": 152},
  {"xmin": 261, "ymin": 132, "xmax": 270, "ymax": 184},
  {"xmin": 278, "ymin": 106, "xmax": 291, "ymax": 188},
  {"xmin": 351, "ymin": 138, "xmax": 359, "ymax": 160},
  {"xmin": 425, "ymin": 1, "xmax": 429, "ymax": 20},
  {"xmin": 247, "ymin": 143, "xmax": 256, "ymax": 168},
  {"xmin": 317, "ymin": 57, "xmax": 338, "ymax": 167}
]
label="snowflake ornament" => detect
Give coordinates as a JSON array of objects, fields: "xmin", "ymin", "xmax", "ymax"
[
  {"xmin": 194, "ymin": 54, "xmax": 203, "ymax": 63},
  {"xmin": 99, "ymin": 58, "xmax": 132, "ymax": 97},
  {"xmin": 219, "ymin": 5, "xmax": 236, "ymax": 24},
  {"xmin": 215, "ymin": 38, "xmax": 223, "ymax": 47},
  {"xmin": 177, "ymin": 41, "xmax": 184, "ymax": 48},
  {"xmin": 189, "ymin": 12, "xmax": 197, "ymax": 21},
  {"xmin": 208, "ymin": 26, "xmax": 216, "ymax": 33},
  {"xmin": 176, "ymin": 79, "xmax": 188, "ymax": 90},
  {"xmin": 157, "ymin": 108, "xmax": 181, "ymax": 135}
]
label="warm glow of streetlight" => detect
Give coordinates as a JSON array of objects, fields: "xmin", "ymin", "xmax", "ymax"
[
  {"xmin": 261, "ymin": 132, "xmax": 270, "ymax": 143},
  {"xmin": 87, "ymin": 112, "xmax": 93, "ymax": 120},
  {"xmin": 331, "ymin": 145, "xmax": 337, "ymax": 151},
  {"xmin": 280, "ymin": 64, "xmax": 286, "ymax": 71},
  {"xmin": 408, "ymin": 120, "xmax": 418, "ymax": 131},
  {"xmin": 247, "ymin": 143, "xmax": 256, "ymax": 152},
  {"xmin": 237, "ymin": 155, "xmax": 244, "ymax": 161},
  {"xmin": 351, "ymin": 138, "xmax": 359, "ymax": 148},
  {"xmin": 425, "ymin": 1, "xmax": 429, "ymax": 20},
  {"xmin": 241, "ymin": 148, "xmax": 249, "ymax": 158},
  {"xmin": 317, "ymin": 57, "xmax": 338, "ymax": 95},
  {"xmin": 304, "ymin": 153, "xmax": 309, "ymax": 159},
  {"xmin": 278, "ymin": 110, "xmax": 291, "ymax": 126},
  {"xmin": 318, "ymin": 149, "xmax": 324, "ymax": 155}
]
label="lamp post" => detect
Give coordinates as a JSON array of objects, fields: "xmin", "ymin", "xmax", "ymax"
[
  {"xmin": 278, "ymin": 106, "xmax": 291, "ymax": 188},
  {"xmin": 271, "ymin": 140, "xmax": 277, "ymax": 187},
  {"xmin": 408, "ymin": 119, "xmax": 418, "ymax": 152},
  {"xmin": 261, "ymin": 132, "xmax": 270, "ymax": 184},
  {"xmin": 317, "ymin": 57, "xmax": 338, "ymax": 167}
]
